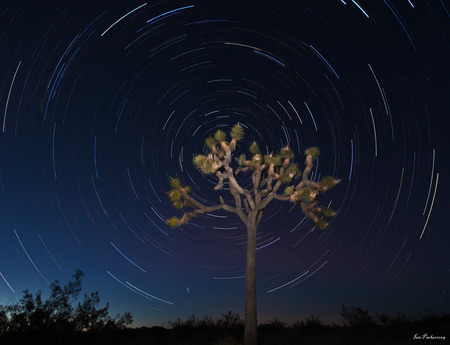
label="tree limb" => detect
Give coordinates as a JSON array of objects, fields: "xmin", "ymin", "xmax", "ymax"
[{"xmin": 229, "ymin": 184, "xmax": 248, "ymax": 223}]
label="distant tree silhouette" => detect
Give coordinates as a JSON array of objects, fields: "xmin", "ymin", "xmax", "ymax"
[
  {"xmin": 340, "ymin": 305, "xmax": 375, "ymax": 328},
  {"xmin": 0, "ymin": 269, "xmax": 132, "ymax": 336},
  {"xmin": 167, "ymin": 125, "xmax": 340, "ymax": 345},
  {"xmin": 294, "ymin": 314, "xmax": 324, "ymax": 329}
]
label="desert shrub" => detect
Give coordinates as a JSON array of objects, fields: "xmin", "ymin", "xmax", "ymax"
[
  {"xmin": 340, "ymin": 305, "xmax": 375, "ymax": 328},
  {"xmin": 0, "ymin": 270, "xmax": 132, "ymax": 336},
  {"xmin": 377, "ymin": 311, "xmax": 408, "ymax": 327},
  {"xmin": 216, "ymin": 311, "xmax": 244, "ymax": 329},
  {"xmin": 259, "ymin": 316, "xmax": 286, "ymax": 330},
  {"xmin": 294, "ymin": 314, "xmax": 324, "ymax": 329}
]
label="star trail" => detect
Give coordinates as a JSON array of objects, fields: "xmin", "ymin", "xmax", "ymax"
[{"xmin": 0, "ymin": 0, "xmax": 449, "ymax": 327}]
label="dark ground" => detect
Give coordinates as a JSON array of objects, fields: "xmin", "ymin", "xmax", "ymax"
[{"xmin": 1, "ymin": 317, "xmax": 449, "ymax": 345}]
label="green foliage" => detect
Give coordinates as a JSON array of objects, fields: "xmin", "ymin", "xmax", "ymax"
[
  {"xmin": 315, "ymin": 219, "xmax": 328, "ymax": 230},
  {"xmin": 203, "ymin": 158, "xmax": 216, "ymax": 174},
  {"xmin": 170, "ymin": 178, "xmax": 182, "ymax": 189},
  {"xmin": 249, "ymin": 142, "xmax": 260, "ymax": 154},
  {"xmin": 299, "ymin": 187, "xmax": 316, "ymax": 202},
  {"xmin": 321, "ymin": 208, "xmax": 336, "ymax": 218},
  {"xmin": 214, "ymin": 130, "xmax": 226, "ymax": 142},
  {"xmin": 285, "ymin": 164, "xmax": 301, "ymax": 178},
  {"xmin": 167, "ymin": 178, "xmax": 191, "ymax": 210},
  {"xmin": 280, "ymin": 165, "xmax": 301, "ymax": 183},
  {"xmin": 0, "ymin": 270, "xmax": 132, "ymax": 335},
  {"xmin": 280, "ymin": 146, "xmax": 295, "ymax": 159},
  {"xmin": 193, "ymin": 155, "xmax": 216, "ymax": 174},
  {"xmin": 264, "ymin": 154, "xmax": 281, "ymax": 166},
  {"xmin": 168, "ymin": 189, "xmax": 181, "ymax": 202},
  {"xmin": 205, "ymin": 137, "xmax": 216, "ymax": 148},
  {"xmin": 319, "ymin": 176, "xmax": 339, "ymax": 189},
  {"xmin": 193, "ymin": 154, "xmax": 207, "ymax": 168},
  {"xmin": 167, "ymin": 216, "xmax": 180, "ymax": 228},
  {"xmin": 173, "ymin": 200, "xmax": 184, "ymax": 209},
  {"xmin": 283, "ymin": 186, "xmax": 295, "ymax": 195},
  {"xmin": 251, "ymin": 154, "xmax": 263, "ymax": 166},
  {"xmin": 230, "ymin": 124, "xmax": 244, "ymax": 140},
  {"xmin": 279, "ymin": 173, "xmax": 291, "ymax": 183},
  {"xmin": 304, "ymin": 147, "xmax": 320, "ymax": 158}
]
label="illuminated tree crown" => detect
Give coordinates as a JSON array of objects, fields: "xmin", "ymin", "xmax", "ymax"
[{"xmin": 167, "ymin": 124, "xmax": 340, "ymax": 230}]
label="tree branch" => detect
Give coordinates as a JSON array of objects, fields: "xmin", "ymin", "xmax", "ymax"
[
  {"xmin": 257, "ymin": 192, "xmax": 290, "ymax": 211},
  {"xmin": 295, "ymin": 154, "xmax": 319, "ymax": 190},
  {"xmin": 229, "ymin": 184, "xmax": 248, "ymax": 223}
]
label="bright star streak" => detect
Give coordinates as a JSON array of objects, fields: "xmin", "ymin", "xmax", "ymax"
[
  {"xmin": 213, "ymin": 275, "xmax": 246, "ymax": 280},
  {"xmin": 304, "ymin": 101, "xmax": 318, "ymax": 131},
  {"xmin": 14, "ymin": 229, "xmax": 49, "ymax": 285},
  {"xmin": 110, "ymin": 242, "xmax": 148, "ymax": 273},
  {"xmin": 420, "ymin": 173, "xmax": 439, "ymax": 239},
  {"xmin": 351, "ymin": 0, "xmax": 370, "ymax": 18},
  {"xmin": 125, "ymin": 281, "xmax": 174, "ymax": 305},
  {"xmin": 267, "ymin": 271, "xmax": 309, "ymax": 293},
  {"xmin": 3, "ymin": 61, "xmax": 21, "ymax": 132},
  {"xmin": 309, "ymin": 45, "xmax": 340, "ymax": 79},
  {"xmin": 146, "ymin": 5, "xmax": 194, "ymax": 24},
  {"xmin": 0, "ymin": 272, "xmax": 15, "ymax": 293},
  {"xmin": 101, "ymin": 3, "xmax": 147, "ymax": 36},
  {"xmin": 369, "ymin": 108, "xmax": 378, "ymax": 157},
  {"xmin": 256, "ymin": 237, "xmax": 281, "ymax": 250},
  {"xmin": 423, "ymin": 149, "xmax": 436, "ymax": 215}
]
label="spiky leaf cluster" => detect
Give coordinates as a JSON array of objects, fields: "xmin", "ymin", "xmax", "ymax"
[
  {"xmin": 231, "ymin": 124, "xmax": 244, "ymax": 140},
  {"xmin": 251, "ymin": 154, "xmax": 263, "ymax": 166},
  {"xmin": 167, "ymin": 177, "xmax": 192, "ymax": 210},
  {"xmin": 314, "ymin": 207, "xmax": 337, "ymax": 230},
  {"xmin": 281, "ymin": 164, "xmax": 301, "ymax": 182},
  {"xmin": 205, "ymin": 137, "xmax": 216, "ymax": 148},
  {"xmin": 321, "ymin": 208, "xmax": 336, "ymax": 218},
  {"xmin": 249, "ymin": 142, "xmax": 260, "ymax": 154},
  {"xmin": 198, "ymin": 126, "xmax": 246, "ymax": 171},
  {"xmin": 167, "ymin": 216, "xmax": 180, "ymax": 228},
  {"xmin": 284, "ymin": 186, "xmax": 295, "ymax": 196},
  {"xmin": 280, "ymin": 146, "xmax": 295, "ymax": 159},
  {"xmin": 193, "ymin": 154, "xmax": 217, "ymax": 174},
  {"xmin": 170, "ymin": 178, "xmax": 182, "ymax": 189},
  {"xmin": 298, "ymin": 187, "xmax": 317, "ymax": 203},
  {"xmin": 315, "ymin": 219, "xmax": 328, "ymax": 230},
  {"xmin": 304, "ymin": 147, "xmax": 320, "ymax": 158},
  {"xmin": 214, "ymin": 130, "xmax": 226, "ymax": 142},
  {"xmin": 264, "ymin": 154, "xmax": 281, "ymax": 166},
  {"xmin": 319, "ymin": 176, "xmax": 340, "ymax": 191}
]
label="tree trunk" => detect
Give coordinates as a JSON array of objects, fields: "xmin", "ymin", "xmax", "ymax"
[{"xmin": 244, "ymin": 222, "xmax": 257, "ymax": 345}]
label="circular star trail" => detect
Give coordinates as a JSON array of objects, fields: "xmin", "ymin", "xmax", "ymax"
[{"xmin": 0, "ymin": 0, "xmax": 449, "ymax": 325}]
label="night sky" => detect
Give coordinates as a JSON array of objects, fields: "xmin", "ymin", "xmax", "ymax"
[{"xmin": 1, "ymin": 0, "xmax": 449, "ymax": 328}]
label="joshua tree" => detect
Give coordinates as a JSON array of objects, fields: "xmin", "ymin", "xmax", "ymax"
[{"xmin": 167, "ymin": 124, "xmax": 340, "ymax": 345}]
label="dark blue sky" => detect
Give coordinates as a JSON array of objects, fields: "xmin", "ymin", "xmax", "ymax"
[{"xmin": 0, "ymin": 0, "xmax": 449, "ymax": 327}]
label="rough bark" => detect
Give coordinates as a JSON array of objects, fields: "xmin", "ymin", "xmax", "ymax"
[{"xmin": 244, "ymin": 221, "xmax": 257, "ymax": 345}]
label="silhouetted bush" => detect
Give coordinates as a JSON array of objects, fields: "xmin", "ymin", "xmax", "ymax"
[
  {"xmin": 259, "ymin": 316, "xmax": 286, "ymax": 330},
  {"xmin": 0, "ymin": 269, "xmax": 132, "ymax": 343},
  {"xmin": 168, "ymin": 311, "xmax": 244, "ymax": 331},
  {"xmin": 293, "ymin": 314, "xmax": 324, "ymax": 329},
  {"xmin": 340, "ymin": 305, "xmax": 375, "ymax": 328},
  {"xmin": 216, "ymin": 311, "xmax": 244, "ymax": 329}
]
